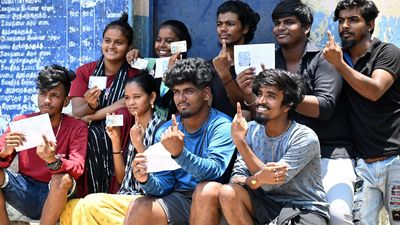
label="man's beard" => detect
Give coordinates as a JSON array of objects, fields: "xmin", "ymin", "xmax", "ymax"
[
  {"xmin": 254, "ymin": 113, "xmax": 268, "ymax": 125},
  {"xmin": 180, "ymin": 110, "xmax": 194, "ymax": 119},
  {"xmin": 341, "ymin": 39, "xmax": 357, "ymax": 51},
  {"xmin": 340, "ymin": 29, "xmax": 370, "ymax": 51}
]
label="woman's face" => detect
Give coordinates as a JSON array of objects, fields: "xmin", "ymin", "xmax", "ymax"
[
  {"xmin": 124, "ymin": 82, "xmax": 155, "ymax": 117},
  {"xmin": 154, "ymin": 27, "xmax": 179, "ymax": 57},
  {"xmin": 102, "ymin": 28, "xmax": 130, "ymax": 63}
]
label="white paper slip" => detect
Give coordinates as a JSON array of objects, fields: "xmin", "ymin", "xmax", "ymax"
[
  {"xmin": 155, "ymin": 57, "xmax": 170, "ymax": 78},
  {"xmin": 88, "ymin": 76, "xmax": 107, "ymax": 90},
  {"xmin": 144, "ymin": 142, "xmax": 181, "ymax": 173},
  {"xmin": 171, "ymin": 40, "xmax": 187, "ymax": 54},
  {"xmin": 131, "ymin": 58, "xmax": 149, "ymax": 70},
  {"xmin": 106, "ymin": 114, "xmax": 123, "ymax": 127},
  {"xmin": 9, "ymin": 113, "xmax": 56, "ymax": 152},
  {"xmin": 234, "ymin": 43, "xmax": 275, "ymax": 75}
]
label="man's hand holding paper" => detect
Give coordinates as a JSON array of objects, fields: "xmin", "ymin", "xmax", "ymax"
[
  {"xmin": 234, "ymin": 43, "xmax": 275, "ymax": 75},
  {"xmin": 9, "ymin": 114, "xmax": 56, "ymax": 152}
]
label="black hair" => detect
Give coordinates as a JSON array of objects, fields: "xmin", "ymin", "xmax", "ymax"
[
  {"xmin": 253, "ymin": 69, "xmax": 304, "ymax": 118},
  {"xmin": 334, "ymin": 0, "xmax": 379, "ymax": 35},
  {"xmin": 217, "ymin": 0, "xmax": 260, "ymax": 43},
  {"xmin": 125, "ymin": 70, "xmax": 159, "ymax": 98},
  {"xmin": 164, "ymin": 58, "xmax": 215, "ymax": 89},
  {"xmin": 159, "ymin": 20, "xmax": 192, "ymax": 51},
  {"xmin": 103, "ymin": 13, "xmax": 134, "ymax": 47},
  {"xmin": 272, "ymin": 0, "xmax": 314, "ymax": 37},
  {"xmin": 37, "ymin": 64, "xmax": 76, "ymax": 96}
]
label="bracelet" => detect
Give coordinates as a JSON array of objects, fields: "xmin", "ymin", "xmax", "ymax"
[
  {"xmin": 113, "ymin": 151, "xmax": 123, "ymax": 154},
  {"xmin": 87, "ymin": 102, "xmax": 98, "ymax": 111},
  {"xmin": 223, "ymin": 78, "xmax": 234, "ymax": 86}
]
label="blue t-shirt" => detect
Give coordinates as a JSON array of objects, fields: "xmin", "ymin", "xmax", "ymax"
[{"xmin": 140, "ymin": 108, "xmax": 235, "ymax": 196}]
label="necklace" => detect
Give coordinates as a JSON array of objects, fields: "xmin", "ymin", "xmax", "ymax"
[{"xmin": 54, "ymin": 115, "xmax": 63, "ymax": 139}]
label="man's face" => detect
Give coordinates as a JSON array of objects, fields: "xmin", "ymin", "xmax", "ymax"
[
  {"xmin": 217, "ymin": 12, "xmax": 248, "ymax": 46},
  {"xmin": 254, "ymin": 85, "xmax": 290, "ymax": 125},
  {"xmin": 38, "ymin": 84, "xmax": 67, "ymax": 118},
  {"xmin": 338, "ymin": 8, "xmax": 372, "ymax": 50},
  {"xmin": 273, "ymin": 16, "xmax": 309, "ymax": 48},
  {"xmin": 172, "ymin": 83, "xmax": 210, "ymax": 119}
]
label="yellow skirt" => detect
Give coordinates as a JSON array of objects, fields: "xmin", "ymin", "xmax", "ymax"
[{"xmin": 60, "ymin": 193, "xmax": 142, "ymax": 225}]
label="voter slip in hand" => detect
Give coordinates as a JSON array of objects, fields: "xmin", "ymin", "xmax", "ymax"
[{"xmin": 144, "ymin": 142, "xmax": 181, "ymax": 173}]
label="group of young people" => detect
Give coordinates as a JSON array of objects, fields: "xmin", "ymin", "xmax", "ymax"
[{"xmin": 0, "ymin": 0, "xmax": 399, "ymax": 225}]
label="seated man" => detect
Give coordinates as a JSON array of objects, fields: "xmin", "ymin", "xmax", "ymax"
[
  {"xmin": 0, "ymin": 65, "xmax": 88, "ymax": 225},
  {"xmin": 219, "ymin": 69, "xmax": 329, "ymax": 225},
  {"xmin": 123, "ymin": 58, "xmax": 235, "ymax": 225}
]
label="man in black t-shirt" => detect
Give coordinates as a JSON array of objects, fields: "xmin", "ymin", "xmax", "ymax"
[
  {"xmin": 324, "ymin": 0, "xmax": 400, "ymax": 224},
  {"xmin": 210, "ymin": 0, "xmax": 260, "ymax": 119}
]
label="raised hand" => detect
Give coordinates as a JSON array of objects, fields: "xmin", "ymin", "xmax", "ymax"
[
  {"xmin": 83, "ymin": 86, "xmax": 101, "ymax": 110},
  {"xmin": 323, "ymin": 30, "xmax": 344, "ymax": 67},
  {"xmin": 213, "ymin": 39, "xmax": 233, "ymax": 82},
  {"xmin": 231, "ymin": 102, "xmax": 248, "ymax": 145},
  {"xmin": 168, "ymin": 51, "xmax": 181, "ymax": 70},
  {"xmin": 161, "ymin": 114, "xmax": 185, "ymax": 157},
  {"xmin": 2, "ymin": 132, "xmax": 25, "ymax": 156},
  {"xmin": 236, "ymin": 67, "xmax": 255, "ymax": 98},
  {"xmin": 126, "ymin": 48, "xmax": 140, "ymax": 65},
  {"xmin": 130, "ymin": 111, "xmax": 145, "ymax": 153},
  {"xmin": 132, "ymin": 152, "xmax": 148, "ymax": 183},
  {"xmin": 105, "ymin": 113, "xmax": 121, "ymax": 143},
  {"xmin": 36, "ymin": 135, "xmax": 57, "ymax": 164}
]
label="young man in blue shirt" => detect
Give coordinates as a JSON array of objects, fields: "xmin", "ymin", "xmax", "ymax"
[{"xmin": 123, "ymin": 58, "xmax": 235, "ymax": 225}]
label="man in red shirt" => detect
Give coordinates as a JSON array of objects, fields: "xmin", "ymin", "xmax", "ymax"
[{"xmin": 0, "ymin": 65, "xmax": 88, "ymax": 225}]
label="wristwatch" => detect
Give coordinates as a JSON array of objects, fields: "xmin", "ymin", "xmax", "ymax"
[{"xmin": 46, "ymin": 155, "xmax": 63, "ymax": 171}]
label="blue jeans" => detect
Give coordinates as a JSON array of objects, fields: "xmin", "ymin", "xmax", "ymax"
[
  {"xmin": 2, "ymin": 169, "xmax": 48, "ymax": 219},
  {"xmin": 353, "ymin": 155, "xmax": 400, "ymax": 225}
]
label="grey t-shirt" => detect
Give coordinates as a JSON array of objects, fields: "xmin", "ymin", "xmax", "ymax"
[{"xmin": 231, "ymin": 121, "xmax": 329, "ymax": 219}]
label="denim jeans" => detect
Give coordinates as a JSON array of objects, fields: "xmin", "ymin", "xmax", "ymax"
[
  {"xmin": 321, "ymin": 158, "xmax": 356, "ymax": 225},
  {"xmin": 353, "ymin": 155, "xmax": 400, "ymax": 225},
  {"xmin": 2, "ymin": 169, "xmax": 48, "ymax": 219}
]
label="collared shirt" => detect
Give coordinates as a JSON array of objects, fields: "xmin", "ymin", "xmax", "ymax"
[
  {"xmin": 343, "ymin": 38, "xmax": 400, "ymax": 159},
  {"xmin": 276, "ymin": 40, "xmax": 354, "ymax": 158}
]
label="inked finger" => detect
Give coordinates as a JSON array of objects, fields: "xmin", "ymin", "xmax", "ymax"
[
  {"xmin": 327, "ymin": 30, "xmax": 335, "ymax": 46},
  {"xmin": 221, "ymin": 39, "xmax": 227, "ymax": 57},
  {"xmin": 236, "ymin": 102, "xmax": 243, "ymax": 119},
  {"xmin": 134, "ymin": 111, "xmax": 139, "ymax": 125},
  {"xmin": 171, "ymin": 114, "xmax": 178, "ymax": 127}
]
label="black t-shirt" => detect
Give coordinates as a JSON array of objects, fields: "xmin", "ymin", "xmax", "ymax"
[
  {"xmin": 343, "ymin": 38, "xmax": 400, "ymax": 159},
  {"xmin": 211, "ymin": 65, "xmax": 236, "ymax": 118},
  {"xmin": 276, "ymin": 41, "xmax": 354, "ymax": 158}
]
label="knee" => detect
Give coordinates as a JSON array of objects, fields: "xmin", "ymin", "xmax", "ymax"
[
  {"xmin": 218, "ymin": 184, "xmax": 237, "ymax": 207},
  {"xmin": 328, "ymin": 199, "xmax": 353, "ymax": 225},
  {"xmin": 193, "ymin": 181, "xmax": 222, "ymax": 205},
  {"xmin": 128, "ymin": 197, "xmax": 153, "ymax": 217},
  {"xmin": 50, "ymin": 173, "xmax": 73, "ymax": 194},
  {"xmin": 82, "ymin": 193, "xmax": 104, "ymax": 209}
]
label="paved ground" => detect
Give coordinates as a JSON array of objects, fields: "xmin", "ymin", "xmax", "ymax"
[{"xmin": 8, "ymin": 156, "xmax": 390, "ymax": 225}]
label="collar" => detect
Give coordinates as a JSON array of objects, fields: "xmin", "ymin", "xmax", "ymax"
[{"xmin": 343, "ymin": 38, "xmax": 381, "ymax": 67}]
